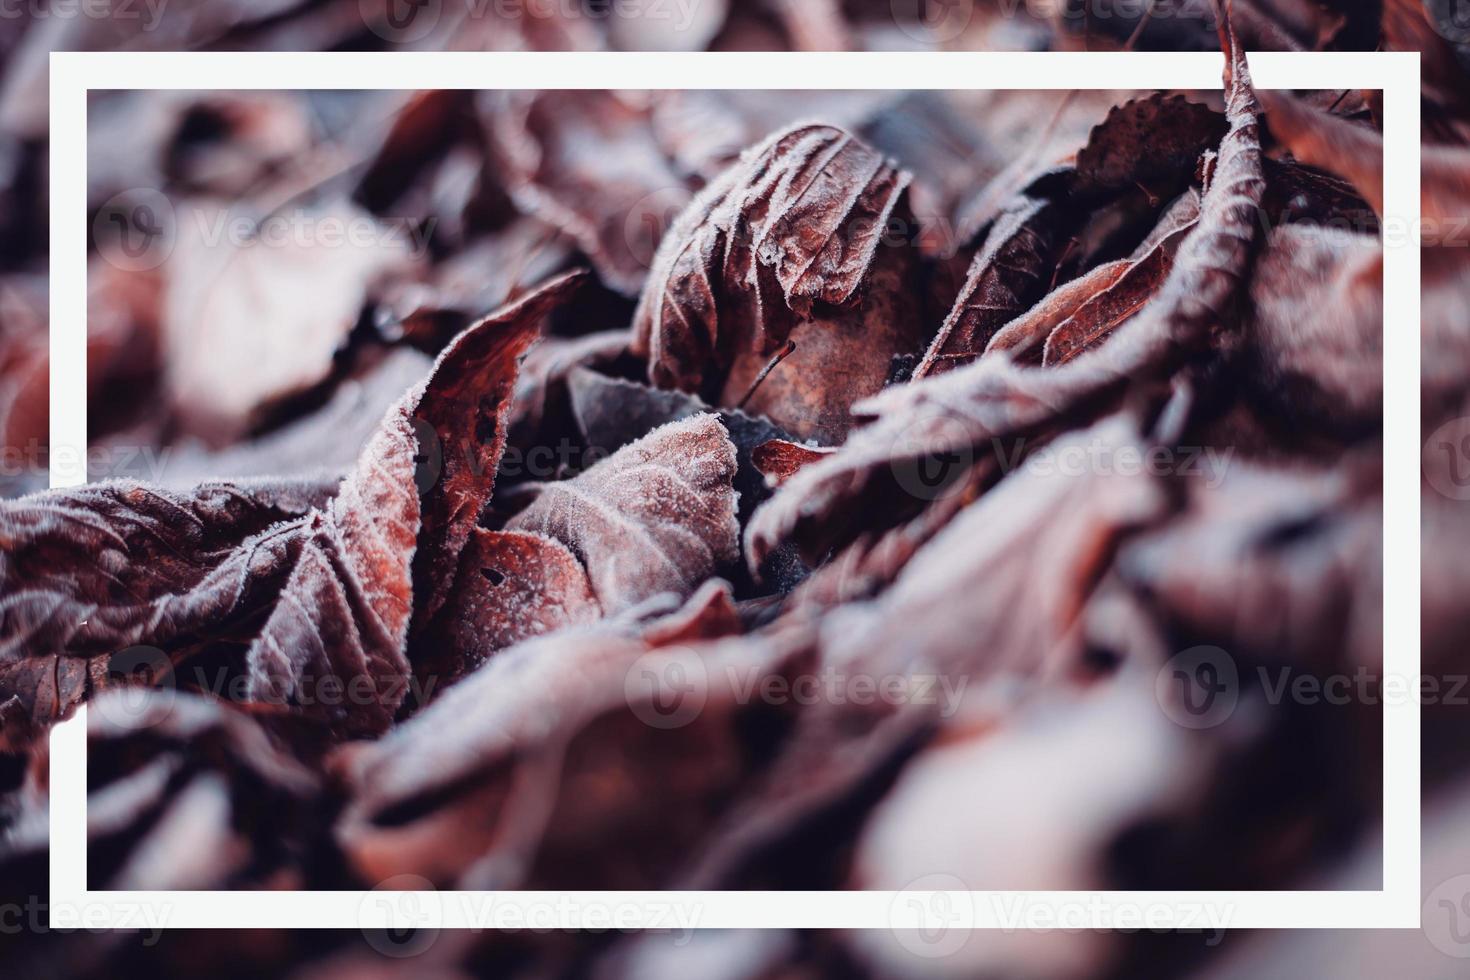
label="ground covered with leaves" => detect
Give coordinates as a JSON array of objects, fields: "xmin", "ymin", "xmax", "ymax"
[{"xmin": 2, "ymin": 2, "xmax": 1468, "ymax": 978}]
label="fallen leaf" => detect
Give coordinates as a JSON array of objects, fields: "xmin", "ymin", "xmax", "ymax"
[
  {"xmin": 505, "ymin": 413, "xmax": 740, "ymax": 614},
  {"xmin": 746, "ymin": 34, "xmax": 1264, "ymax": 567},
  {"xmin": 483, "ymin": 90, "xmax": 690, "ymax": 296},
  {"xmin": 1042, "ymin": 219, "xmax": 1188, "ymax": 365},
  {"xmin": 0, "ymin": 273, "xmax": 579, "ymax": 740},
  {"xmin": 412, "ymin": 529, "xmax": 600, "ymax": 695},
  {"xmin": 914, "ymin": 195, "xmax": 1078, "ymax": 377},
  {"xmin": 750, "ymin": 439, "xmax": 834, "ymax": 489},
  {"xmin": 1260, "ymin": 90, "xmax": 1384, "ymax": 216},
  {"xmin": 1117, "ymin": 458, "xmax": 1382, "ymax": 670},
  {"xmin": 88, "ymin": 689, "xmax": 322, "ymax": 890},
  {"xmin": 1241, "ymin": 223, "xmax": 1383, "ymax": 437},
  {"xmin": 334, "ymin": 607, "xmax": 808, "ymax": 889},
  {"xmin": 1075, "ymin": 93, "xmax": 1225, "ymax": 190},
  {"xmin": 161, "ymin": 199, "xmax": 422, "ymax": 445},
  {"xmin": 566, "ymin": 367, "xmax": 794, "ymax": 526},
  {"xmin": 631, "ymin": 123, "xmax": 924, "ymax": 443}
]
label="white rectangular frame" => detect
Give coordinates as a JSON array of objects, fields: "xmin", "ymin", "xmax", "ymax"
[{"xmin": 49, "ymin": 49, "xmax": 1421, "ymax": 932}]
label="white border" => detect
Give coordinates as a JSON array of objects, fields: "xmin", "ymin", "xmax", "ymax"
[{"xmin": 49, "ymin": 50, "xmax": 1420, "ymax": 931}]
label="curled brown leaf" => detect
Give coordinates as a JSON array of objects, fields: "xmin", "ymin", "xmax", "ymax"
[{"xmin": 631, "ymin": 123, "xmax": 923, "ymax": 443}]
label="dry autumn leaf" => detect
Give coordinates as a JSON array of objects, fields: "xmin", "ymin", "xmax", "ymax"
[
  {"xmin": 631, "ymin": 123, "xmax": 924, "ymax": 443},
  {"xmin": 1, "ymin": 5, "xmax": 1427, "ymax": 972}
]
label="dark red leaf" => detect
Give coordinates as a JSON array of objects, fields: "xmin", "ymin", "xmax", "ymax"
[
  {"xmin": 631, "ymin": 123, "xmax": 924, "ymax": 443},
  {"xmin": 505, "ymin": 413, "xmax": 740, "ymax": 614}
]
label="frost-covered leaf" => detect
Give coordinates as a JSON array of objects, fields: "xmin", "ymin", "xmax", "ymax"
[
  {"xmin": 566, "ymin": 366, "xmax": 793, "ymax": 525},
  {"xmin": 505, "ymin": 413, "xmax": 739, "ymax": 614},
  {"xmin": 243, "ymin": 271, "xmax": 582, "ymax": 735},
  {"xmin": 746, "ymin": 36, "xmax": 1264, "ymax": 567},
  {"xmin": 691, "ymin": 417, "xmax": 1168, "ymax": 890},
  {"xmin": 631, "ymin": 123, "xmax": 924, "ymax": 443},
  {"xmin": 0, "ymin": 477, "xmax": 331, "ymax": 745},
  {"xmin": 1041, "ymin": 221, "xmax": 1187, "ymax": 365},
  {"xmin": 1074, "ymin": 93, "xmax": 1226, "ymax": 195},
  {"xmin": 914, "ymin": 196, "xmax": 1076, "ymax": 377},
  {"xmin": 0, "ymin": 273, "xmax": 580, "ymax": 741},
  {"xmin": 413, "ymin": 528, "xmax": 599, "ymax": 694},
  {"xmin": 750, "ymin": 438, "xmax": 833, "ymax": 489}
]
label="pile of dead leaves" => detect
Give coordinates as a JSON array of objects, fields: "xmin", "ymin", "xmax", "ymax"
[{"xmin": 1, "ymin": 5, "xmax": 1465, "ymax": 977}]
